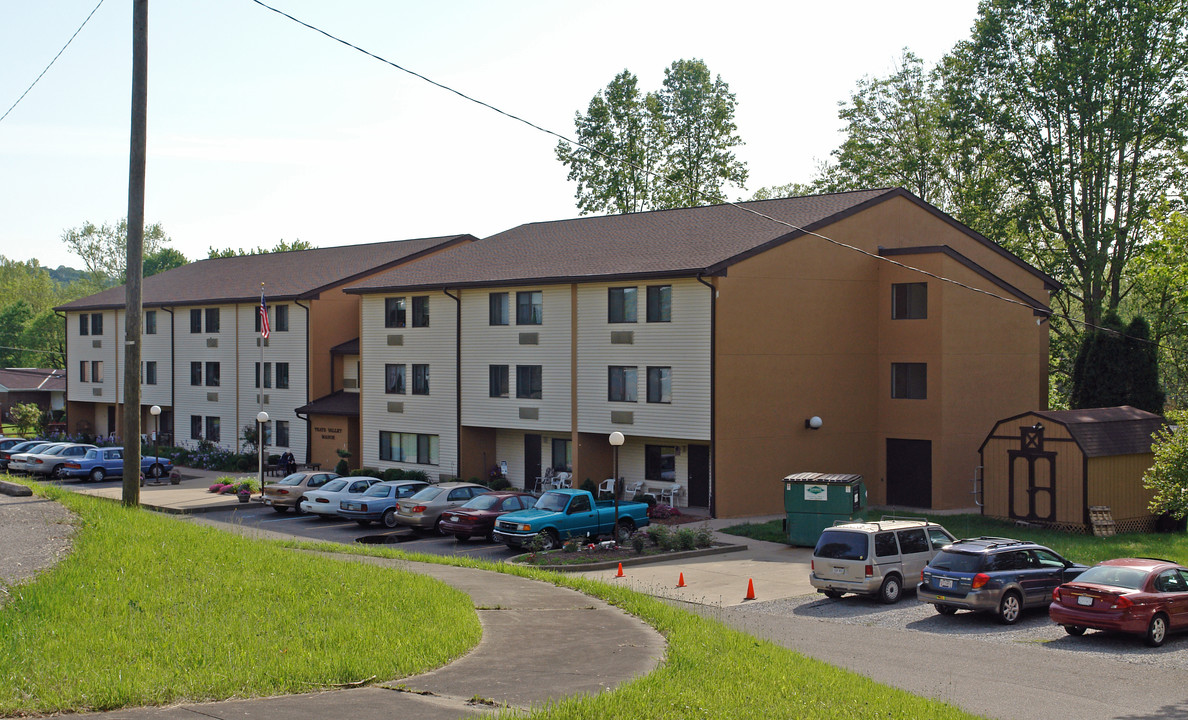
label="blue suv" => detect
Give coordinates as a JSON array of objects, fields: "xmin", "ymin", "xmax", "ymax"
[{"xmin": 918, "ymin": 537, "xmax": 1087, "ymax": 624}]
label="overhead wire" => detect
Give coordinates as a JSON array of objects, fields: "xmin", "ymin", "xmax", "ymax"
[
  {"xmin": 250, "ymin": 0, "xmax": 1165, "ymax": 348},
  {"xmin": 0, "ymin": 0, "xmax": 108, "ymax": 125}
]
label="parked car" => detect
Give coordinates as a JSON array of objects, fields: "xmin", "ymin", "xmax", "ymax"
[
  {"xmin": 0, "ymin": 437, "xmax": 26, "ymax": 453},
  {"xmin": 27, "ymin": 443, "xmax": 98, "ymax": 479},
  {"xmin": 59, "ymin": 446, "xmax": 173, "ymax": 482},
  {"xmin": 298, "ymin": 477, "xmax": 382, "ymax": 518},
  {"xmin": 262, "ymin": 471, "xmax": 340, "ymax": 514},
  {"xmin": 0, "ymin": 440, "xmax": 45, "ymax": 471},
  {"xmin": 439, "ymin": 491, "xmax": 538, "ymax": 542},
  {"xmin": 338, "ymin": 480, "xmax": 430, "ymax": 527},
  {"xmin": 492, "ymin": 488, "xmax": 651, "ymax": 550},
  {"xmin": 8, "ymin": 442, "xmax": 69, "ymax": 475},
  {"xmin": 809, "ymin": 518, "xmax": 956, "ymax": 604},
  {"xmin": 1050, "ymin": 558, "xmax": 1188, "ymax": 647},
  {"xmin": 395, "ymin": 482, "xmax": 490, "ymax": 533},
  {"xmin": 918, "ymin": 537, "xmax": 1087, "ymax": 624}
]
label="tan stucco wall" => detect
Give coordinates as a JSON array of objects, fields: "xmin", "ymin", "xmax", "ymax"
[
  {"xmin": 307, "ymin": 288, "xmax": 361, "ymax": 401},
  {"xmin": 308, "ymin": 414, "xmax": 356, "ymax": 472},
  {"xmin": 713, "ymin": 196, "xmax": 1050, "ymax": 517}
]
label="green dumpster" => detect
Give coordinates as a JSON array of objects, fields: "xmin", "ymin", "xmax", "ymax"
[{"xmin": 781, "ymin": 472, "xmax": 867, "ymax": 546}]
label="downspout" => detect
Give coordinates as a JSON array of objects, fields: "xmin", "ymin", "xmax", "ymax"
[
  {"xmin": 696, "ymin": 272, "xmax": 717, "ymax": 518},
  {"xmin": 444, "ymin": 288, "xmax": 461, "ymax": 480},
  {"xmin": 295, "ymin": 299, "xmax": 312, "ymax": 464},
  {"xmin": 162, "ymin": 306, "xmax": 175, "ymax": 441}
]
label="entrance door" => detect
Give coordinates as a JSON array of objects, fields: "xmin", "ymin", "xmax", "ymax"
[
  {"xmin": 886, "ymin": 439, "xmax": 932, "ymax": 508},
  {"xmin": 524, "ymin": 434, "xmax": 541, "ymax": 491},
  {"xmin": 107, "ymin": 406, "xmax": 116, "ymax": 438},
  {"xmin": 687, "ymin": 444, "xmax": 710, "ymax": 507}
]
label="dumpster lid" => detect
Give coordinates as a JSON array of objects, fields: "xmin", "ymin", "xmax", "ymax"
[{"xmin": 782, "ymin": 472, "xmax": 863, "ymax": 484}]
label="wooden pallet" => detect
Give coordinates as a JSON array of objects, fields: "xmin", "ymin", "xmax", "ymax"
[{"xmin": 1089, "ymin": 505, "xmax": 1116, "ymax": 537}]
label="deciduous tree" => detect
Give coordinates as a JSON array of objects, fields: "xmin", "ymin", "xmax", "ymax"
[
  {"xmin": 1144, "ymin": 410, "xmax": 1188, "ymax": 518},
  {"xmin": 61, "ymin": 219, "xmax": 171, "ymax": 287}
]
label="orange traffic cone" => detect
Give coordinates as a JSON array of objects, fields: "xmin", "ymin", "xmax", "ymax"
[
  {"xmin": 744, "ymin": 578, "xmax": 757, "ymax": 601},
  {"xmin": 677, "ymin": 572, "xmax": 686, "ymax": 588},
  {"xmin": 616, "ymin": 562, "xmax": 624, "ymax": 578}
]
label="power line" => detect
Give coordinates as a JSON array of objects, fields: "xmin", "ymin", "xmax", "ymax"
[
  {"xmin": 0, "ymin": 345, "xmax": 64, "ymax": 357},
  {"xmin": 0, "ymin": 0, "xmax": 108, "ymax": 125}
]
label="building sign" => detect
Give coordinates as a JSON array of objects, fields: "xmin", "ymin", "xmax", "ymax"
[{"xmin": 313, "ymin": 425, "xmax": 343, "ymax": 441}]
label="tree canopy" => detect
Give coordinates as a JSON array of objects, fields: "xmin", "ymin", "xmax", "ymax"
[
  {"xmin": 61, "ymin": 219, "xmax": 172, "ymax": 287},
  {"xmin": 207, "ymin": 239, "xmax": 313, "ymax": 258}
]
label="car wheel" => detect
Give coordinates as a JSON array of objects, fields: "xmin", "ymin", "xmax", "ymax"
[
  {"xmin": 89, "ymin": 468, "xmax": 105, "ymax": 483},
  {"xmin": 292, "ymin": 502, "xmax": 305, "ymax": 516},
  {"xmin": 823, "ymin": 590, "xmax": 844, "ymax": 599},
  {"xmin": 272, "ymin": 506, "xmax": 289, "ymax": 514},
  {"xmin": 49, "ymin": 464, "xmax": 64, "ymax": 480},
  {"xmin": 878, "ymin": 574, "xmax": 902, "ymax": 604},
  {"xmin": 1146, "ymin": 613, "xmax": 1168, "ymax": 647},
  {"xmin": 433, "ymin": 518, "xmax": 444, "ymax": 536},
  {"xmin": 381, "ymin": 509, "xmax": 398, "ymax": 528},
  {"xmin": 1064, "ymin": 625, "xmax": 1086, "ymax": 636},
  {"xmin": 536, "ymin": 529, "xmax": 560, "ymax": 551},
  {"xmin": 356, "ymin": 519, "xmax": 373, "ymax": 526},
  {"xmin": 614, "ymin": 519, "xmax": 635, "ymax": 544},
  {"xmin": 486, "ymin": 531, "xmax": 497, "ymax": 543},
  {"xmin": 149, "ymin": 464, "xmax": 163, "ymax": 478},
  {"xmin": 997, "ymin": 591, "xmax": 1022, "ymax": 625},
  {"xmin": 454, "ymin": 534, "xmax": 470, "ymax": 542},
  {"xmin": 935, "ymin": 604, "xmax": 958, "ymax": 616}
]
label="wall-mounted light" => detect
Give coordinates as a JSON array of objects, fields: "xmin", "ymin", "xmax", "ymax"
[{"xmin": 805, "ymin": 416, "xmax": 823, "ymax": 430}]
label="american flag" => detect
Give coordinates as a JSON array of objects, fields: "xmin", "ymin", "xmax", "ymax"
[{"xmin": 259, "ymin": 289, "xmax": 270, "ymax": 339}]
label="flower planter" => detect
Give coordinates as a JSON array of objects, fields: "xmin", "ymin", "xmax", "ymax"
[{"xmin": 237, "ymin": 494, "xmax": 250, "ymax": 504}]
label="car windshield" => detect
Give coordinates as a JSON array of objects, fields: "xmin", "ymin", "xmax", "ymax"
[
  {"xmin": 928, "ymin": 550, "xmax": 984, "ymax": 573},
  {"xmin": 814, "ymin": 530, "xmax": 868, "ymax": 560},
  {"xmin": 26, "ymin": 444, "xmax": 53, "ymax": 454},
  {"xmin": 41, "ymin": 445, "xmax": 68, "ymax": 456},
  {"xmin": 319, "ymin": 479, "xmax": 348, "ymax": 493},
  {"xmin": 535, "ymin": 492, "xmax": 569, "ymax": 512},
  {"xmin": 363, "ymin": 484, "xmax": 392, "ymax": 498},
  {"xmin": 462, "ymin": 495, "xmax": 500, "ymax": 510},
  {"xmin": 11, "ymin": 442, "xmax": 40, "ymax": 453},
  {"xmin": 410, "ymin": 486, "xmax": 444, "ymax": 502},
  {"xmin": 279, "ymin": 474, "xmax": 307, "ymax": 486},
  {"xmin": 84, "ymin": 450, "xmax": 101, "ymax": 459},
  {"xmin": 1077, "ymin": 565, "xmax": 1148, "ymax": 590}
]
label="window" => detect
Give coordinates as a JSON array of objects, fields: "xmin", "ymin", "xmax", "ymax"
[
  {"xmin": 928, "ymin": 527, "xmax": 955, "ymax": 549},
  {"xmin": 516, "ymin": 365, "xmax": 542, "ymax": 399},
  {"xmin": 608, "ymin": 366, "xmax": 638, "ymax": 402},
  {"xmin": 191, "ymin": 415, "xmax": 202, "ymax": 440},
  {"xmin": 276, "ymin": 362, "xmax": 289, "ymax": 389},
  {"xmin": 205, "ymin": 416, "xmax": 220, "ymax": 443},
  {"xmin": 79, "ymin": 314, "xmax": 89, "ymax": 336},
  {"xmin": 275, "ymin": 304, "xmax": 288, "ymax": 332},
  {"xmin": 645, "ymin": 445, "xmax": 676, "ymax": 481},
  {"xmin": 516, "ymin": 291, "xmax": 542, "ymax": 325},
  {"xmin": 145, "ymin": 361, "xmax": 157, "ymax": 385},
  {"xmin": 79, "ymin": 360, "xmax": 89, "ymax": 383},
  {"xmin": 896, "ymin": 529, "xmax": 930, "ymax": 554},
  {"xmin": 412, "ymin": 296, "xmax": 429, "ymax": 327},
  {"xmin": 385, "ymin": 364, "xmax": 405, "ymax": 394},
  {"xmin": 205, "ymin": 361, "xmax": 220, "ymax": 387},
  {"xmin": 412, "ymin": 364, "xmax": 429, "ymax": 395},
  {"xmin": 379, "ymin": 431, "xmax": 439, "ymax": 465},
  {"xmin": 91, "ymin": 361, "xmax": 103, "ymax": 383},
  {"xmin": 91, "ymin": 313, "xmax": 103, "ymax": 335},
  {"xmin": 647, "ymin": 285, "xmax": 672, "ymax": 322},
  {"xmin": 145, "ymin": 310, "xmax": 156, "ymax": 334},
  {"xmin": 892, "ymin": 282, "xmax": 927, "ymax": 320},
  {"xmin": 384, "ymin": 297, "xmax": 406, "ymax": 328},
  {"xmin": 489, "ymin": 365, "xmax": 509, "ymax": 398},
  {"xmin": 875, "ymin": 532, "xmax": 898, "ymax": 557},
  {"xmin": 255, "ymin": 362, "xmax": 271, "ymax": 388},
  {"xmin": 190, "ymin": 309, "xmax": 202, "ymax": 333},
  {"xmin": 190, "ymin": 362, "xmax": 202, "ymax": 386},
  {"xmin": 891, "ymin": 362, "xmax": 927, "ymax": 399},
  {"xmin": 569, "ymin": 494, "xmax": 591, "ymax": 513},
  {"xmin": 647, "ymin": 366, "xmax": 671, "ymax": 404},
  {"xmin": 261, "ymin": 422, "xmax": 272, "ymax": 446},
  {"xmin": 608, "ymin": 287, "xmax": 637, "ymax": 323},
  {"xmin": 489, "ymin": 292, "xmax": 509, "ymax": 325},
  {"xmin": 205, "ymin": 308, "xmax": 220, "ymax": 333},
  {"xmin": 552, "ymin": 438, "xmax": 571, "ymax": 472},
  {"xmin": 276, "ymin": 420, "xmax": 290, "ymax": 448}
]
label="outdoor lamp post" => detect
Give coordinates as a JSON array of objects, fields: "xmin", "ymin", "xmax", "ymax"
[
  {"xmin": 149, "ymin": 405, "xmax": 160, "ymax": 479},
  {"xmin": 609, "ymin": 431, "xmax": 624, "ymax": 541},
  {"xmin": 256, "ymin": 410, "xmax": 269, "ymax": 496}
]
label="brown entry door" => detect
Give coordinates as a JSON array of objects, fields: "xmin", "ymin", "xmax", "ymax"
[
  {"xmin": 687, "ymin": 444, "xmax": 710, "ymax": 507},
  {"xmin": 524, "ymin": 434, "xmax": 541, "ymax": 491},
  {"xmin": 886, "ymin": 439, "xmax": 932, "ymax": 508}
]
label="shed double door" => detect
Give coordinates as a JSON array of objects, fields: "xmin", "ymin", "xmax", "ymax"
[{"xmin": 886, "ymin": 439, "xmax": 931, "ymax": 508}]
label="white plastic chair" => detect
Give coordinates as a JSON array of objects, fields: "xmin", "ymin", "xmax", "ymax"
[
  {"xmin": 659, "ymin": 484, "xmax": 682, "ymax": 506},
  {"xmin": 553, "ymin": 471, "xmax": 572, "ymax": 488},
  {"xmin": 597, "ymin": 478, "xmax": 615, "ymax": 499},
  {"xmin": 625, "ymin": 481, "xmax": 644, "ymax": 498}
]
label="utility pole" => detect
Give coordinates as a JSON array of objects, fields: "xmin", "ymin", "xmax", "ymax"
[{"xmin": 122, "ymin": 0, "xmax": 148, "ymax": 506}]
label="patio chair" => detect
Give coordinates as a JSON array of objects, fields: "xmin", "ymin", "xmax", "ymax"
[
  {"xmin": 597, "ymin": 478, "xmax": 615, "ymax": 499},
  {"xmin": 659, "ymin": 484, "xmax": 682, "ymax": 506}
]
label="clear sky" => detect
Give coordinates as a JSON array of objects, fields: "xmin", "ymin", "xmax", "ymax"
[{"xmin": 0, "ymin": 0, "xmax": 980, "ymax": 271}]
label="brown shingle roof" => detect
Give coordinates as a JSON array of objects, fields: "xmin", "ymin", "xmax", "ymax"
[
  {"xmin": 54, "ymin": 235, "xmax": 475, "ymax": 311},
  {"xmin": 0, "ymin": 368, "xmax": 65, "ymax": 392},
  {"xmin": 345, "ymin": 188, "xmax": 1056, "ymax": 293},
  {"xmin": 1030, "ymin": 406, "xmax": 1166, "ymax": 457},
  {"xmin": 294, "ymin": 390, "xmax": 358, "ymax": 417}
]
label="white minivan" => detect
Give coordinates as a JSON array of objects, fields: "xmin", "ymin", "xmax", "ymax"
[{"xmin": 809, "ymin": 518, "xmax": 956, "ymax": 603}]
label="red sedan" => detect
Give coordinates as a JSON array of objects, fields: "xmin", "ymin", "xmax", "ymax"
[
  {"xmin": 1050, "ymin": 557, "xmax": 1188, "ymax": 647},
  {"xmin": 439, "ymin": 491, "xmax": 537, "ymax": 542}
]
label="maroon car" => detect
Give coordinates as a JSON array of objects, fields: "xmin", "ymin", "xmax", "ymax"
[
  {"xmin": 1050, "ymin": 557, "xmax": 1188, "ymax": 647},
  {"xmin": 439, "ymin": 491, "xmax": 537, "ymax": 542}
]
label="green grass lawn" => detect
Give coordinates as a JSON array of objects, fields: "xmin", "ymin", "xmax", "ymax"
[
  {"xmin": 0, "ymin": 484, "xmax": 480, "ymax": 715},
  {"xmin": 719, "ymin": 514, "xmax": 1188, "ymax": 566}
]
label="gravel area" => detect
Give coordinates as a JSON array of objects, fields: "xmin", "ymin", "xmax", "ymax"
[
  {"xmin": 733, "ymin": 589, "xmax": 1188, "ymax": 670},
  {"xmin": 0, "ymin": 493, "xmax": 75, "ymax": 606}
]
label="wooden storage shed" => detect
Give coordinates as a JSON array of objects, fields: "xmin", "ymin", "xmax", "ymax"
[{"xmin": 979, "ymin": 406, "xmax": 1166, "ymax": 533}]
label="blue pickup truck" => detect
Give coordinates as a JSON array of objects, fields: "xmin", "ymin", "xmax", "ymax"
[
  {"xmin": 492, "ymin": 488, "xmax": 650, "ymax": 550},
  {"xmin": 61, "ymin": 447, "xmax": 174, "ymax": 482}
]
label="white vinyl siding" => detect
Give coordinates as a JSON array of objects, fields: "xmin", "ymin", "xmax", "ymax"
[
  {"xmin": 360, "ymin": 293, "xmax": 457, "ymax": 479},
  {"xmin": 461, "ymin": 285, "xmax": 571, "ymax": 432},
  {"xmin": 174, "ymin": 304, "xmax": 238, "ymax": 450},
  {"xmin": 576, "ymin": 279, "xmax": 711, "ymax": 440},
  {"xmin": 65, "ymin": 310, "xmax": 117, "ymax": 403},
  {"xmin": 236, "ymin": 303, "xmax": 308, "ymax": 459}
]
